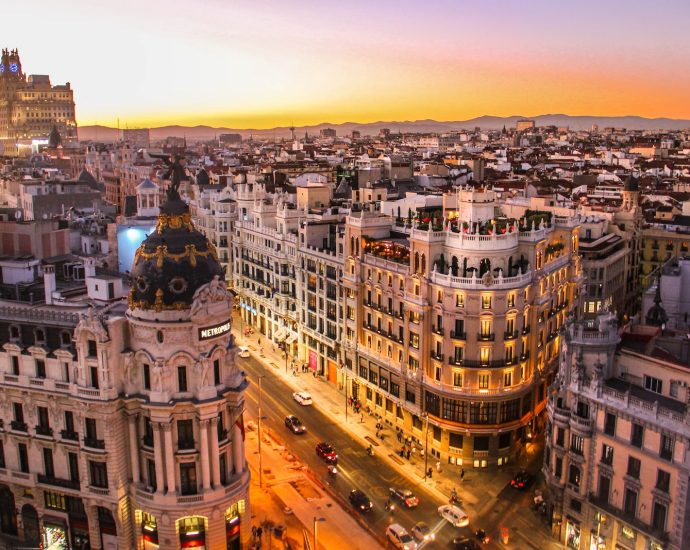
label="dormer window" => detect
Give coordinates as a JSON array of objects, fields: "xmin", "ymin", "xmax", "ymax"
[
  {"xmin": 34, "ymin": 328, "xmax": 46, "ymax": 345},
  {"xmin": 9, "ymin": 325, "xmax": 19, "ymax": 342}
]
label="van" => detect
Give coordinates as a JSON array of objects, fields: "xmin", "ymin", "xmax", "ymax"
[{"xmin": 385, "ymin": 524, "xmax": 417, "ymax": 550}]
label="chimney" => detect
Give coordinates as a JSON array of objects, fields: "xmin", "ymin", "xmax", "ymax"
[
  {"xmin": 44, "ymin": 264, "xmax": 56, "ymax": 305},
  {"xmin": 84, "ymin": 258, "xmax": 96, "ymax": 278}
]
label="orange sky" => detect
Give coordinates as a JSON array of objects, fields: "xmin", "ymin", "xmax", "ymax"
[{"xmin": 6, "ymin": 0, "xmax": 690, "ymax": 128}]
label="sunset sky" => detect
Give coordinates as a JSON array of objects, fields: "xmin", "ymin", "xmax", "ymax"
[{"xmin": 7, "ymin": 0, "xmax": 690, "ymax": 128}]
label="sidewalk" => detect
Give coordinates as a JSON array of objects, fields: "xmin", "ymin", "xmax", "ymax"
[
  {"xmin": 237, "ymin": 322, "xmax": 510, "ymax": 512},
  {"xmin": 244, "ymin": 413, "xmax": 383, "ymax": 549},
  {"xmin": 237, "ymin": 319, "xmax": 562, "ymax": 549}
]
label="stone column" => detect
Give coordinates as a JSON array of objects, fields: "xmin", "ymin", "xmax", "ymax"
[
  {"xmin": 152, "ymin": 423, "xmax": 164, "ymax": 494},
  {"xmin": 128, "ymin": 414, "xmax": 140, "ymax": 484},
  {"xmin": 163, "ymin": 424, "xmax": 176, "ymax": 495},
  {"xmin": 199, "ymin": 419, "xmax": 211, "ymax": 490},
  {"xmin": 210, "ymin": 417, "xmax": 221, "ymax": 488},
  {"xmin": 233, "ymin": 422, "xmax": 244, "ymax": 474},
  {"xmin": 85, "ymin": 502, "xmax": 102, "ymax": 550}
]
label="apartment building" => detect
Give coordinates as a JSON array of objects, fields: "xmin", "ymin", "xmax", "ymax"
[
  {"xmin": 296, "ymin": 208, "xmax": 346, "ymax": 382},
  {"xmin": 544, "ymin": 310, "xmax": 688, "ymax": 550},
  {"xmin": 0, "ymin": 183, "xmax": 250, "ymax": 549},
  {"xmin": 234, "ymin": 182, "xmax": 301, "ymax": 354},
  {"xmin": 342, "ymin": 188, "xmax": 582, "ymax": 467}
]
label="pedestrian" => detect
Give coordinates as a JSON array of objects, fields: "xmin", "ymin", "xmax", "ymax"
[
  {"xmin": 252, "ymin": 526, "xmax": 257, "ymax": 538},
  {"xmin": 406, "ymin": 449, "xmax": 411, "ymax": 460},
  {"xmin": 397, "ymin": 432, "xmax": 402, "ymax": 443},
  {"xmin": 312, "ymin": 371, "xmax": 316, "ymax": 378},
  {"xmin": 436, "ymin": 460, "xmax": 441, "ymax": 473},
  {"xmin": 257, "ymin": 527, "xmax": 263, "ymax": 539},
  {"xmin": 411, "ymin": 446, "xmax": 416, "ymax": 456},
  {"xmin": 460, "ymin": 468, "xmax": 465, "ymax": 481},
  {"xmin": 427, "ymin": 467, "xmax": 433, "ymax": 478},
  {"xmin": 360, "ymin": 413, "xmax": 364, "ymax": 423},
  {"xmin": 258, "ymin": 338, "xmax": 261, "ymax": 347}
]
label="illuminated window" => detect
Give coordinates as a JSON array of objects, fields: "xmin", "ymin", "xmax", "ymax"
[
  {"xmin": 453, "ymin": 371, "xmax": 463, "ymax": 387},
  {"xmin": 481, "ymin": 294, "xmax": 492, "ymax": 309},
  {"xmin": 478, "ymin": 373, "xmax": 489, "ymax": 389},
  {"xmin": 507, "ymin": 293, "xmax": 516, "ymax": 308},
  {"xmin": 456, "ymin": 293, "xmax": 465, "ymax": 307},
  {"xmin": 480, "ymin": 348, "xmax": 490, "ymax": 364},
  {"xmin": 504, "ymin": 371, "xmax": 512, "ymax": 387}
]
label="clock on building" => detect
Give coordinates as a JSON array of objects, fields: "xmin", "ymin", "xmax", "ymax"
[
  {"xmin": 0, "ymin": 64, "xmax": 4, "ymax": 73},
  {"xmin": 9, "ymin": 63, "xmax": 18, "ymax": 73}
]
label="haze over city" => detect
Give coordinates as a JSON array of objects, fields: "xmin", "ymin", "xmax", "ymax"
[{"xmin": 7, "ymin": 0, "xmax": 690, "ymax": 128}]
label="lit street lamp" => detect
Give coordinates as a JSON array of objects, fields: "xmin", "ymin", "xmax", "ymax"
[
  {"xmin": 423, "ymin": 412, "xmax": 430, "ymax": 481},
  {"xmin": 258, "ymin": 374, "xmax": 266, "ymax": 488}
]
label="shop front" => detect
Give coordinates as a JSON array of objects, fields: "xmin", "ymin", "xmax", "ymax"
[
  {"xmin": 179, "ymin": 516, "xmax": 207, "ymax": 549},
  {"xmin": 566, "ymin": 520, "xmax": 582, "ymax": 549},
  {"xmin": 42, "ymin": 518, "xmax": 69, "ymax": 550},
  {"xmin": 225, "ymin": 504, "xmax": 241, "ymax": 550},
  {"xmin": 141, "ymin": 512, "xmax": 159, "ymax": 549}
]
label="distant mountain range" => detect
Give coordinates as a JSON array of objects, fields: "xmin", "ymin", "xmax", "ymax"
[{"xmin": 77, "ymin": 114, "xmax": 690, "ymax": 143}]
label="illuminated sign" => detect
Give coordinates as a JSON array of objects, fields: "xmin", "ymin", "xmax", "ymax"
[{"xmin": 198, "ymin": 320, "xmax": 231, "ymax": 341}]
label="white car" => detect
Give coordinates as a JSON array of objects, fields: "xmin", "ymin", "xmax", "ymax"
[
  {"xmin": 385, "ymin": 524, "xmax": 417, "ymax": 550},
  {"xmin": 438, "ymin": 504, "xmax": 469, "ymax": 527},
  {"xmin": 293, "ymin": 391, "xmax": 313, "ymax": 406},
  {"xmin": 238, "ymin": 347, "xmax": 250, "ymax": 358}
]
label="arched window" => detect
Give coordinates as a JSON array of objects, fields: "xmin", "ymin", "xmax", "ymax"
[
  {"xmin": 60, "ymin": 331, "xmax": 72, "ymax": 347},
  {"xmin": 414, "ymin": 252, "xmax": 420, "ymax": 273},
  {"xmin": 421, "ymin": 254, "xmax": 426, "ymax": 274},
  {"xmin": 34, "ymin": 328, "xmax": 45, "ymax": 344}
]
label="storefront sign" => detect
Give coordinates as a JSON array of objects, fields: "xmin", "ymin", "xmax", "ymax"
[{"xmin": 198, "ymin": 320, "xmax": 231, "ymax": 341}]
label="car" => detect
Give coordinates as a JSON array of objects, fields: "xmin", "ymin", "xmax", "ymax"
[
  {"xmin": 510, "ymin": 470, "xmax": 533, "ymax": 490},
  {"xmin": 389, "ymin": 487, "xmax": 420, "ymax": 508},
  {"xmin": 438, "ymin": 504, "xmax": 470, "ymax": 527},
  {"xmin": 315, "ymin": 442, "xmax": 338, "ymax": 464},
  {"xmin": 238, "ymin": 347, "xmax": 250, "ymax": 358},
  {"xmin": 293, "ymin": 391, "xmax": 312, "ymax": 406},
  {"xmin": 452, "ymin": 536, "xmax": 481, "ymax": 550},
  {"xmin": 348, "ymin": 489, "xmax": 373, "ymax": 513},
  {"xmin": 410, "ymin": 522, "xmax": 435, "ymax": 542},
  {"xmin": 386, "ymin": 524, "xmax": 417, "ymax": 550},
  {"xmin": 284, "ymin": 415, "xmax": 306, "ymax": 434}
]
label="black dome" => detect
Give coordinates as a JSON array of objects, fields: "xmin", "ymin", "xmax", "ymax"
[
  {"xmin": 128, "ymin": 190, "xmax": 223, "ymax": 311},
  {"xmin": 624, "ymin": 175, "xmax": 639, "ymax": 192}
]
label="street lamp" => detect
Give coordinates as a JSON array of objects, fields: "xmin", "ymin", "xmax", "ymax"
[
  {"xmin": 258, "ymin": 374, "xmax": 266, "ymax": 488},
  {"xmin": 423, "ymin": 412, "xmax": 430, "ymax": 481},
  {"xmin": 313, "ymin": 516, "xmax": 326, "ymax": 550}
]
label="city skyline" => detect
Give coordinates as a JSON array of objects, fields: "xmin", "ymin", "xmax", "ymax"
[{"xmin": 7, "ymin": 0, "xmax": 690, "ymax": 129}]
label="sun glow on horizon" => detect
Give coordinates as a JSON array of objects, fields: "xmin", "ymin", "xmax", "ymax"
[{"xmin": 6, "ymin": 0, "xmax": 690, "ymax": 129}]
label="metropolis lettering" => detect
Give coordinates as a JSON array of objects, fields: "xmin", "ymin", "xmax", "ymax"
[{"xmin": 198, "ymin": 320, "xmax": 231, "ymax": 341}]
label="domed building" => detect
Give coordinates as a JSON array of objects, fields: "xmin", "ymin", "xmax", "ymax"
[
  {"xmin": 0, "ymin": 159, "xmax": 250, "ymax": 550},
  {"xmin": 123, "ymin": 172, "xmax": 250, "ymax": 549}
]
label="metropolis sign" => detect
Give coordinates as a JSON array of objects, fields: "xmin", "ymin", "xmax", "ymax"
[{"xmin": 198, "ymin": 320, "xmax": 231, "ymax": 341}]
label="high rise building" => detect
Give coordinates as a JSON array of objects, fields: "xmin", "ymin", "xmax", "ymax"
[{"xmin": 0, "ymin": 49, "xmax": 78, "ymax": 156}]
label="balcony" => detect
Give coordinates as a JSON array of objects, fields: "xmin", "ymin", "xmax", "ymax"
[
  {"xmin": 477, "ymin": 333, "xmax": 495, "ymax": 342},
  {"xmin": 10, "ymin": 420, "xmax": 27, "ymax": 432},
  {"xmin": 504, "ymin": 330, "xmax": 519, "ymax": 340},
  {"xmin": 60, "ymin": 430, "xmax": 78, "ymax": 441},
  {"xmin": 142, "ymin": 434, "xmax": 154, "ymax": 448},
  {"xmin": 431, "ymin": 353, "xmax": 444, "ymax": 363},
  {"xmin": 35, "ymin": 425, "xmax": 53, "ymax": 437},
  {"xmin": 588, "ymin": 493, "xmax": 669, "ymax": 544},
  {"xmin": 37, "ymin": 474, "xmax": 80, "ymax": 491},
  {"xmin": 178, "ymin": 439, "xmax": 195, "ymax": 451},
  {"xmin": 450, "ymin": 331, "xmax": 466, "ymax": 340},
  {"xmin": 83, "ymin": 437, "xmax": 105, "ymax": 450},
  {"xmin": 432, "ymin": 326, "xmax": 444, "ymax": 336}
]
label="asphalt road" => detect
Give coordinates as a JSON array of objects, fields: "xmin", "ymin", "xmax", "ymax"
[{"xmin": 240, "ymin": 353, "xmax": 484, "ymax": 548}]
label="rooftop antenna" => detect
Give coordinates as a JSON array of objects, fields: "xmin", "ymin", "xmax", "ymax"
[{"xmin": 289, "ymin": 121, "xmax": 296, "ymax": 142}]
